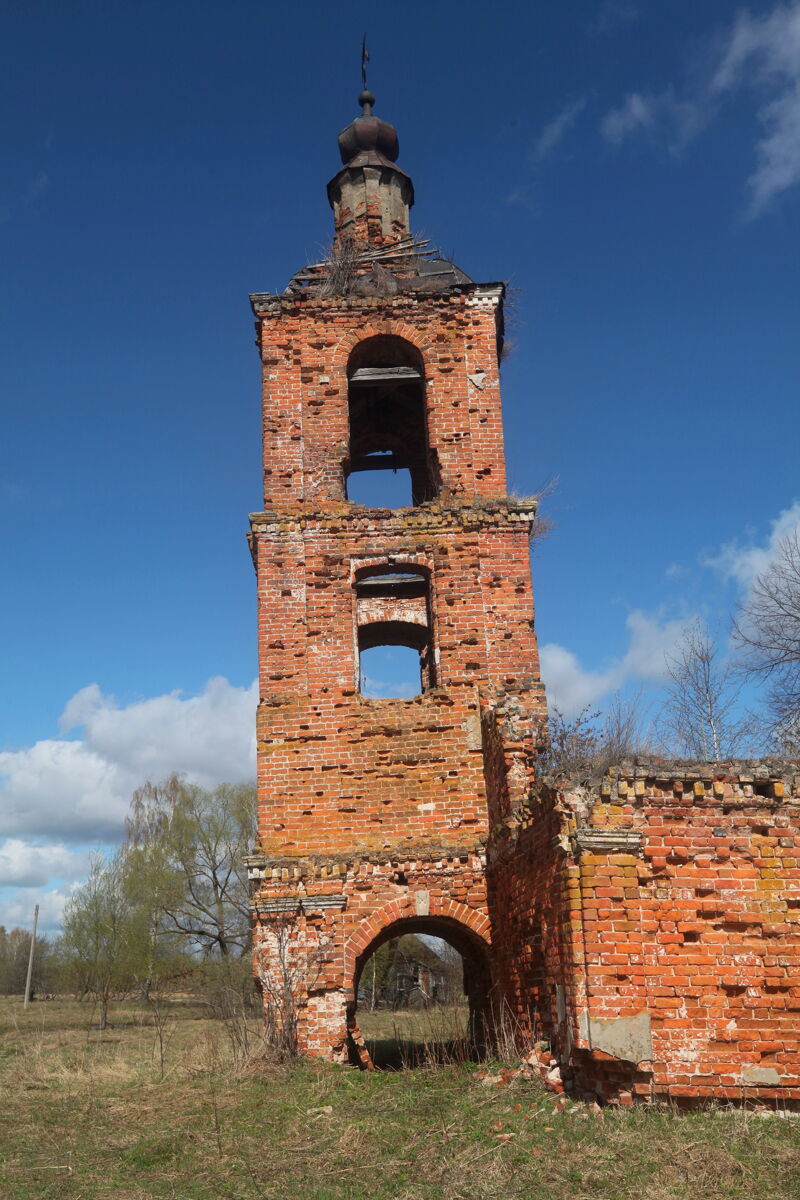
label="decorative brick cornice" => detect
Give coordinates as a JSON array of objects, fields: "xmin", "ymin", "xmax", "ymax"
[
  {"xmin": 249, "ymin": 282, "xmax": 505, "ymax": 318},
  {"xmin": 595, "ymin": 764, "xmax": 800, "ymax": 804},
  {"xmin": 245, "ymin": 843, "xmax": 486, "ymax": 881},
  {"xmin": 249, "ymin": 498, "xmax": 538, "ymax": 539}
]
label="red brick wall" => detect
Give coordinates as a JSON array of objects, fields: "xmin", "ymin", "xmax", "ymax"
[
  {"xmin": 256, "ymin": 692, "xmax": 487, "ymax": 858},
  {"xmin": 249, "ymin": 282, "xmax": 545, "ymax": 1062},
  {"xmin": 493, "ymin": 769, "xmax": 800, "ymax": 1105},
  {"xmin": 252, "ymin": 291, "xmax": 510, "ymax": 506},
  {"xmin": 251, "ymin": 507, "xmax": 543, "ymax": 701},
  {"xmin": 249, "ymin": 852, "xmax": 491, "ymax": 1059}
]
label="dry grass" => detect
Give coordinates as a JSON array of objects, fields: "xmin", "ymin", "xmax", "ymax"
[
  {"xmin": 1, "ymin": 997, "xmax": 799, "ymax": 1199},
  {"xmin": 358, "ymin": 1003, "xmax": 472, "ymax": 1067}
]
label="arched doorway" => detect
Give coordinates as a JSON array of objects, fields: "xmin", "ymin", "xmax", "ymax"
[{"xmin": 347, "ymin": 915, "xmax": 493, "ymax": 1068}]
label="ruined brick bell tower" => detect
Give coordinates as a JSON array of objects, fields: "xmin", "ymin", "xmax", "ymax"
[{"xmin": 246, "ymin": 86, "xmax": 547, "ymax": 1060}]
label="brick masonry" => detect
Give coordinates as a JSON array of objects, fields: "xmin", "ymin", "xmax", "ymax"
[
  {"xmin": 489, "ymin": 766, "xmax": 800, "ymax": 1104},
  {"xmin": 248, "ymin": 94, "xmax": 799, "ymax": 1101},
  {"xmin": 247, "ymin": 280, "xmax": 546, "ymax": 1061}
]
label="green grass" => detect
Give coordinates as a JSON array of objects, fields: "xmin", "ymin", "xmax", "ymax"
[{"xmin": 1, "ymin": 998, "xmax": 799, "ymax": 1199}]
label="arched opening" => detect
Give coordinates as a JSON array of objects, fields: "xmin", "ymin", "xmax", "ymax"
[
  {"xmin": 354, "ymin": 565, "xmax": 435, "ymax": 696},
  {"xmin": 344, "ymin": 336, "xmax": 439, "ymax": 507},
  {"xmin": 348, "ymin": 916, "xmax": 493, "ymax": 1069}
]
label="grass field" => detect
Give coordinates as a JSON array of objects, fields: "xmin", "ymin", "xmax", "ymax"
[{"xmin": 2, "ymin": 997, "xmax": 800, "ymax": 1200}]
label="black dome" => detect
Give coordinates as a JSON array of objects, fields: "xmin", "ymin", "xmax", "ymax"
[{"xmin": 337, "ymin": 90, "xmax": 399, "ymax": 165}]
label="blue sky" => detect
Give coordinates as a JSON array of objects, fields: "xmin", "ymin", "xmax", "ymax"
[{"xmin": 2, "ymin": 1, "xmax": 799, "ymax": 931}]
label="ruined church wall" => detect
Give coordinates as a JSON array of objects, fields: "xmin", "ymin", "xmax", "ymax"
[
  {"xmin": 249, "ymin": 852, "xmax": 490, "ymax": 1058},
  {"xmin": 492, "ymin": 768, "xmax": 800, "ymax": 1104}
]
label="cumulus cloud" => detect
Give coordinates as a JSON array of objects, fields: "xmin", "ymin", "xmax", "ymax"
[
  {"xmin": 0, "ymin": 739, "xmax": 131, "ymax": 842},
  {"xmin": 540, "ymin": 609, "xmax": 690, "ymax": 716},
  {"xmin": 0, "ymin": 840, "xmax": 92, "ymax": 888},
  {"xmin": 601, "ymin": 2, "xmax": 800, "ymax": 215},
  {"xmin": 703, "ymin": 500, "xmax": 800, "ymax": 589},
  {"xmin": 533, "ymin": 98, "xmax": 587, "ymax": 161},
  {"xmin": 60, "ymin": 676, "xmax": 257, "ymax": 788},
  {"xmin": 0, "ymin": 676, "xmax": 257, "ymax": 844},
  {"xmin": 0, "ymin": 885, "xmax": 77, "ymax": 936}
]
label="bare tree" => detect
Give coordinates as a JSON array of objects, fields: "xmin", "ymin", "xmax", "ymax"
[
  {"xmin": 541, "ymin": 692, "xmax": 651, "ymax": 780},
  {"xmin": 540, "ymin": 705, "xmax": 601, "ymax": 780},
  {"xmin": 0, "ymin": 926, "xmax": 56, "ymax": 997},
  {"xmin": 733, "ymin": 530, "xmax": 800, "ymax": 749},
  {"xmin": 658, "ymin": 621, "xmax": 747, "ymax": 760},
  {"xmin": 601, "ymin": 691, "xmax": 650, "ymax": 764}
]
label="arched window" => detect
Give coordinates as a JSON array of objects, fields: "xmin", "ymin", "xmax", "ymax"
[
  {"xmin": 354, "ymin": 564, "xmax": 435, "ymax": 696},
  {"xmin": 345, "ymin": 336, "xmax": 439, "ymax": 507}
]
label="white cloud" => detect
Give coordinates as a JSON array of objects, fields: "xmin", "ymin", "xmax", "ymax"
[
  {"xmin": 602, "ymin": 92, "xmax": 659, "ymax": 143},
  {"xmin": 0, "ymin": 676, "xmax": 257, "ymax": 844},
  {"xmin": 0, "ymin": 885, "xmax": 76, "ymax": 936},
  {"xmin": 533, "ymin": 98, "xmax": 587, "ymax": 161},
  {"xmin": 0, "ymin": 840, "xmax": 92, "ymax": 888},
  {"xmin": 540, "ymin": 609, "xmax": 690, "ymax": 716},
  {"xmin": 60, "ymin": 676, "xmax": 257, "ymax": 788},
  {"xmin": 0, "ymin": 738, "xmax": 128, "ymax": 841},
  {"xmin": 0, "ymin": 677, "xmax": 258, "ymax": 931},
  {"xmin": 601, "ymin": 87, "xmax": 706, "ymax": 151},
  {"xmin": 602, "ymin": 2, "xmax": 800, "ymax": 215},
  {"xmin": 539, "ymin": 644, "xmax": 614, "ymax": 715},
  {"xmin": 703, "ymin": 500, "xmax": 800, "ymax": 588},
  {"xmin": 711, "ymin": 3, "xmax": 800, "ymax": 216}
]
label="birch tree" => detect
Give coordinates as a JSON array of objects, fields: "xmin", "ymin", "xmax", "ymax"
[
  {"xmin": 659, "ymin": 621, "xmax": 746, "ymax": 760},
  {"xmin": 733, "ymin": 530, "xmax": 800, "ymax": 749}
]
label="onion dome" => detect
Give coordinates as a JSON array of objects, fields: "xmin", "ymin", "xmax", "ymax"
[{"xmin": 337, "ymin": 90, "xmax": 400, "ymax": 167}]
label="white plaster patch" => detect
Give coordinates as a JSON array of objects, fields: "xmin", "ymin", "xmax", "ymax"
[
  {"xmin": 578, "ymin": 1008, "xmax": 652, "ymax": 1064},
  {"xmin": 742, "ymin": 1065, "xmax": 782, "ymax": 1086}
]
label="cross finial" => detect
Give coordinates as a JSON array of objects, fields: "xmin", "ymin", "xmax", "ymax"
[
  {"xmin": 361, "ymin": 33, "xmax": 369, "ymax": 91},
  {"xmin": 358, "ymin": 35, "xmax": 375, "ymax": 116}
]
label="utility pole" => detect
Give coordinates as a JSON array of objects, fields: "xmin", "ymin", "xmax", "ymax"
[{"xmin": 23, "ymin": 903, "xmax": 39, "ymax": 1010}]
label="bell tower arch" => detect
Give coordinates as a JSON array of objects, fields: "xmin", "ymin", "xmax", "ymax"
[{"xmin": 246, "ymin": 86, "xmax": 547, "ymax": 1061}]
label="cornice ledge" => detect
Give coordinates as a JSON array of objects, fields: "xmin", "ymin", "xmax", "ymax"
[
  {"xmin": 574, "ymin": 828, "xmax": 643, "ymax": 856},
  {"xmin": 248, "ymin": 498, "xmax": 539, "ymax": 534},
  {"xmin": 249, "ymin": 893, "xmax": 346, "ymax": 915},
  {"xmin": 249, "ymin": 281, "xmax": 507, "ymax": 317},
  {"xmin": 245, "ymin": 842, "xmax": 486, "ymax": 878}
]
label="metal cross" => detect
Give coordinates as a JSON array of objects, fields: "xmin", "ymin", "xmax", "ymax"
[{"xmin": 361, "ymin": 34, "xmax": 369, "ymax": 91}]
